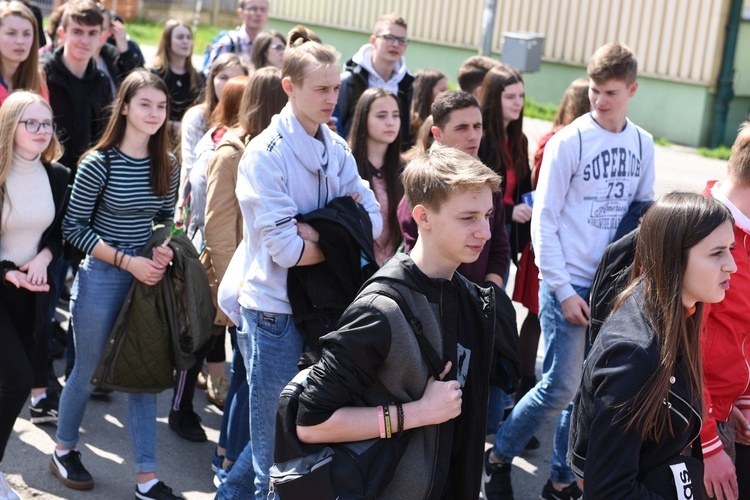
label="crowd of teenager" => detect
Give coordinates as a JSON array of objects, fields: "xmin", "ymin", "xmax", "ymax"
[{"xmin": 0, "ymin": 0, "xmax": 749, "ymax": 499}]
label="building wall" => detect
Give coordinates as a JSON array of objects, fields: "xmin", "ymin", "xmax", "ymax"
[{"xmin": 140, "ymin": 0, "xmax": 750, "ymax": 146}]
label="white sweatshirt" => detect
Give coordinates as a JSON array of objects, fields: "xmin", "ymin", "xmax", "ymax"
[
  {"xmin": 531, "ymin": 113, "xmax": 655, "ymax": 303},
  {"xmin": 236, "ymin": 103, "xmax": 382, "ymax": 314}
]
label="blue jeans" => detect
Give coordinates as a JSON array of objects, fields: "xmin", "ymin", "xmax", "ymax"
[
  {"xmin": 492, "ymin": 281, "xmax": 589, "ymax": 484},
  {"xmin": 218, "ymin": 328, "xmax": 250, "ymax": 463},
  {"xmin": 57, "ymin": 252, "xmax": 159, "ymax": 474},
  {"xmin": 217, "ymin": 307, "xmax": 303, "ymax": 500}
]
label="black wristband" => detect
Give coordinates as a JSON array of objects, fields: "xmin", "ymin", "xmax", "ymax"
[{"xmin": 395, "ymin": 402, "xmax": 404, "ymax": 434}]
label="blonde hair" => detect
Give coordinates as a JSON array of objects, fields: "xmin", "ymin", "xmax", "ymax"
[
  {"xmin": 282, "ymin": 29, "xmax": 338, "ymax": 86},
  {"xmin": 0, "ymin": 91, "xmax": 63, "ymax": 213},
  {"xmin": 727, "ymin": 121, "xmax": 750, "ymax": 186},
  {"xmin": 402, "ymin": 147, "xmax": 501, "ymax": 211}
]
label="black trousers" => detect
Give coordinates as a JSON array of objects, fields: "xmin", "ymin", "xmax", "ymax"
[{"xmin": 0, "ymin": 285, "xmax": 36, "ymax": 462}]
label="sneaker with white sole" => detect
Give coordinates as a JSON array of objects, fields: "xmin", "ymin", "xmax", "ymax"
[
  {"xmin": 0, "ymin": 472, "xmax": 20, "ymax": 500},
  {"xmin": 29, "ymin": 394, "xmax": 58, "ymax": 425},
  {"xmin": 49, "ymin": 450, "xmax": 94, "ymax": 490},
  {"xmin": 482, "ymin": 449, "xmax": 514, "ymax": 500},
  {"xmin": 135, "ymin": 481, "xmax": 185, "ymax": 499}
]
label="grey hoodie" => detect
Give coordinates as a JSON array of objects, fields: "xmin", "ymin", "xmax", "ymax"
[{"xmin": 236, "ymin": 103, "xmax": 382, "ymax": 314}]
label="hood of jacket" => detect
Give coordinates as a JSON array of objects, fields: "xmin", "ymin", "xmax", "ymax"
[
  {"xmin": 272, "ymin": 103, "xmax": 345, "ymax": 177},
  {"xmin": 45, "ymin": 45, "xmax": 104, "ymax": 84},
  {"xmin": 347, "ymin": 43, "xmax": 409, "ymax": 91}
]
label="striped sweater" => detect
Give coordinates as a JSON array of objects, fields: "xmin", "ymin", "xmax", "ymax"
[{"xmin": 63, "ymin": 148, "xmax": 179, "ymax": 254}]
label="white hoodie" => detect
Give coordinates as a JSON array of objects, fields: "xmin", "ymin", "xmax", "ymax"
[
  {"xmin": 236, "ymin": 103, "xmax": 382, "ymax": 314},
  {"xmin": 350, "ymin": 43, "xmax": 409, "ymax": 96}
]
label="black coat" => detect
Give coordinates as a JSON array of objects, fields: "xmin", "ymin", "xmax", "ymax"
[
  {"xmin": 569, "ymin": 285, "xmax": 703, "ymax": 498},
  {"xmin": 43, "ymin": 46, "xmax": 113, "ymax": 173},
  {"xmin": 287, "ymin": 196, "xmax": 378, "ymax": 358}
]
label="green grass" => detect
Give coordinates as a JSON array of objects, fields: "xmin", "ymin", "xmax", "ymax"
[
  {"xmin": 524, "ymin": 98, "xmax": 557, "ymax": 121},
  {"xmin": 698, "ymin": 145, "xmax": 732, "ymax": 161},
  {"xmin": 125, "ymin": 19, "xmax": 227, "ymax": 53},
  {"xmin": 654, "ymin": 137, "xmax": 672, "ymax": 147}
]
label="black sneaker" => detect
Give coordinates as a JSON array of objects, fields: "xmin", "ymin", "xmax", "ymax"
[
  {"xmin": 49, "ymin": 450, "xmax": 94, "ymax": 490},
  {"xmin": 135, "ymin": 481, "xmax": 185, "ymax": 499},
  {"xmin": 525, "ymin": 435, "xmax": 541, "ymax": 451},
  {"xmin": 168, "ymin": 409, "xmax": 207, "ymax": 442},
  {"xmin": 540, "ymin": 479, "xmax": 583, "ymax": 500},
  {"xmin": 482, "ymin": 449, "xmax": 513, "ymax": 500},
  {"xmin": 30, "ymin": 394, "xmax": 58, "ymax": 425}
]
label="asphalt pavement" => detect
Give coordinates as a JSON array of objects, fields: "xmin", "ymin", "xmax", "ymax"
[{"xmin": 3, "ymin": 116, "xmax": 729, "ymax": 499}]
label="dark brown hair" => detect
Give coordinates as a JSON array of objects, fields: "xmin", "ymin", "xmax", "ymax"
[
  {"xmin": 480, "ymin": 65, "xmax": 529, "ymax": 180},
  {"xmin": 89, "ymin": 70, "xmax": 173, "ymax": 197},
  {"xmin": 349, "ymin": 88, "xmax": 404, "ymax": 251},
  {"xmin": 411, "ymin": 69, "xmax": 445, "ymax": 137},
  {"xmin": 431, "ymin": 90, "xmax": 479, "ymax": 130},
  {"xmin": 60, "ymin": 0, "xmax": 103, "ymax": 29},
  {"xmin": 457, "ymin": 55, "xmax": 501, "ymax": 95},
  {"xmin": 251, "ymin": 29, "xmax": 286, "ymax": 69},
  {"xmin": 203, "ymin": 53, "xmax": 248, "ymax": 126},
  {"xmin": 615, "ymin": 192, "xmax": 732, "ymax": 441}
]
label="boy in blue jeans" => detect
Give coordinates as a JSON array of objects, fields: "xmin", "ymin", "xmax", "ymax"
[{"xmin": 482, "ymin": 42, "xmax": 655, "ymax": 500}]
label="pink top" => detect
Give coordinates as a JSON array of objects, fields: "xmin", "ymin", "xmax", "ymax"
[{"xmin": 371, "ymin": 173, "xmax": 396, "ymax": 266}]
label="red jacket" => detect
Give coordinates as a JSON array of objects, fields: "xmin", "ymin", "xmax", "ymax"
[{"xmin": 701, "ymin": 180, "xmax": 750, "ymax": 457}]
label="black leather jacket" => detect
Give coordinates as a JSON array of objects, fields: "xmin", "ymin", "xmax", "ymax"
[{"xmin": 569, "ymin": 284, "xmax": 702, "ymax": 498}]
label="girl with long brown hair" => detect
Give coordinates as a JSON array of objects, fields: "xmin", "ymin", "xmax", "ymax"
[
  {"xmin": 570, "ymin": 192, "xmax": 737, "ymax": 497},
  {"xmin": 349, "ymin": 87, "xmax": 404, "ymax": 265},
  {"xmin": 54, "ymin": 70, "xmax": 183, "ymax": 499}
]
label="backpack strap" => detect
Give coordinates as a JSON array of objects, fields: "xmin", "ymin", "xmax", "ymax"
[{"xmin": 361, "ymin": 285, "xmax": 444, "ymax": 380}]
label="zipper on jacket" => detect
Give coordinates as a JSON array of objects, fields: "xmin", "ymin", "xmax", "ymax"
[{"xmin": 667, "ymin": 388, "xmax": 703, "ymax": 443}]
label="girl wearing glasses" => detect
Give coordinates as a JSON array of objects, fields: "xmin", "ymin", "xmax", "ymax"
[
  {"xmin": 0, "ymin": 1, "xmax": 47, "ymax": 107},
  {"xmin": 0, "ymin": 91, "xmax": 68, "ymax": 500},
  {"xmin": 250, "ymin": 30, "xmax": 286, "ymax": 70},
  {"xmin": 53, "ymin": 70, "xmax": 182, "ymax": 499}
]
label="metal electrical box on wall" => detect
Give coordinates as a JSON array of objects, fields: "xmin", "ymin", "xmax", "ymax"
[{"xmin": 501, "ymin": 32, "xmax": 545, "ymax": 73}]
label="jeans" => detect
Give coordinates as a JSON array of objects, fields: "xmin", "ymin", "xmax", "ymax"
[
  {"xmin": 493, "ymin": 281, "xmax": 589, "ymax": 484},
  {"xmin": 218, "ymin": 328, "xmax": 250, "ymax": 463},
  {"xmin": 217, "ymin": 307, "xmax": 303, "ymax": 500},
  {"xmin": 57, "ymin": 251, "xmax": 159, "ymax": 474}
]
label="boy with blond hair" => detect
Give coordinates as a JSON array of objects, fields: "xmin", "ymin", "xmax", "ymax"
[
  {"xmin": 296, "ymin": 148, "xmax": 500, "ymax": 498},
  {"xmin": 483, "ymin": 43, "xmax": 655, "ymax": 500}
]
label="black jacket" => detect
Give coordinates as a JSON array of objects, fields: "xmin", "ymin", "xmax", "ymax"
[
  {"xmin": 1, "ymin": 162, "xmax": 70, "ymax": 338},
  {"xmin": 287, "ymin": 196, "xmax": 378, "ymax": 357},
  {"xmin": 569, "ymin": 285, "xmax": 702, "ymax": 498},
  {"xmin": 99, "ymin": 42, "xmax": 144, "ymax": 88},
  {"xmin": 43, "ymin": 46, "xmax": 113, "ymax": 172},
  {"xmin": 298, "ymin": 254, "xmax": 495, "ymax": 499},
  {"xmin": 338, "ymin": 59, "xmax": 415, "ymax": 148}
]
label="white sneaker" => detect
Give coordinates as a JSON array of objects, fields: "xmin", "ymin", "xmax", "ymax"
[{"xmin": 0, "ymin": 472, "xmax": 20, "ymax": 500}]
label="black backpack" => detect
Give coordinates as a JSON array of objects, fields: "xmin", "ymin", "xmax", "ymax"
[
  {"xmin": 269, "ymin": 286, "xmax": 444, "ymax": 500},
  {"xmin": 485, "ymin": 282, "xmax": 522, "ymax": 394}
]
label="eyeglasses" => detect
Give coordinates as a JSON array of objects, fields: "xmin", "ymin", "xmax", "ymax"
[
  {"xmin": 375, "ymin": 34, "xmax": 408, "ymax": 46},
  {"xmin": 242, "ymin": 6, "xmax": 267, "ymax": 14},
  {"xmin": 19, "ymin": 120, "xmax": 56, "ymax": 134},
  {"xmin": 269, "ymin": 44, "xmax": 284, "ymax": 52}
]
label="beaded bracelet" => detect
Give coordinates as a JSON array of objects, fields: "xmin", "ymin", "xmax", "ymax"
[{"xmin": 395, "ymin": 402, "xmax": 404, "ymax": 434}]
